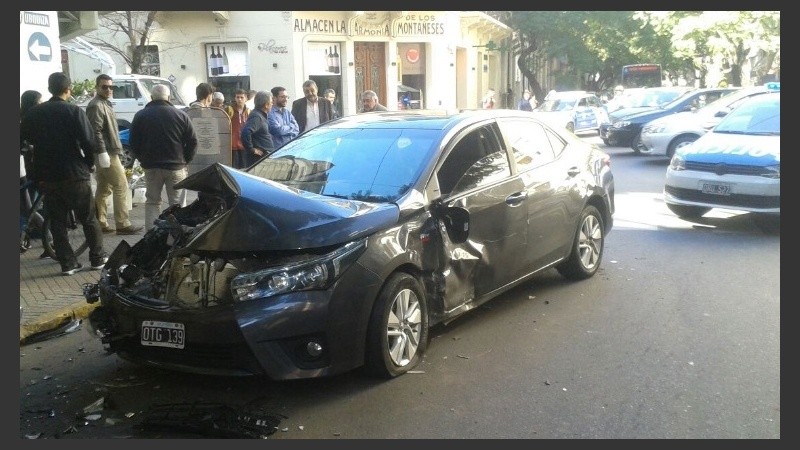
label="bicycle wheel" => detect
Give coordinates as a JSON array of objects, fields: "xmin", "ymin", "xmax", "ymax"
[
  {"xmin": 21, "ymin": 190, "xmax": 46, "ymax": 254},
  {"xmin": 42, "ymin": 210, "xmax": 89, "ymax": 260}
]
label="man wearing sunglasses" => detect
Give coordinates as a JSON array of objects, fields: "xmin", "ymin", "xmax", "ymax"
[{"xmin": 86, "ymin": 74, "xmax": 142, "ymax": 236}]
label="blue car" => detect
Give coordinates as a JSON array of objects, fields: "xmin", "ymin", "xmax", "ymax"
[{"xmin": 664, "ymin": 92, "xmax": 779, "ymax": 224}]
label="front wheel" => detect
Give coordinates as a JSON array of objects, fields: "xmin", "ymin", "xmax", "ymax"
[
  {"xmin": 666, "ymin": 135, "xmax": 698, "ymax": 159},
  {"xmin": 556, "ymin": 205, "xmax": 605, "ymax": 280},
  {"xmin": 364, "ymin": 273, "xmax": 429, "ymax": 378}
]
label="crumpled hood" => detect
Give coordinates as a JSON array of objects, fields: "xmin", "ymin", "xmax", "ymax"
[{"xmin": 174, "ymin": 163, "xmax": 400, "ymax": 252}]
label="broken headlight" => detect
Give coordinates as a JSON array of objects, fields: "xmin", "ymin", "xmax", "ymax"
[{"xmin": 230, "ymin": 238, "xmax": 367, "ymax": 302}]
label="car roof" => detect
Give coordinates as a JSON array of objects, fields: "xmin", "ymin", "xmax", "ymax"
[{"xmin": 325, "ymin": 109, "xmax": 547, "ymax": 131}]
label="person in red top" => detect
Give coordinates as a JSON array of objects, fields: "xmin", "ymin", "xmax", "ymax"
[{"xmin": 224, "ymin": 89, "xmax": 250, "ymax": 169}]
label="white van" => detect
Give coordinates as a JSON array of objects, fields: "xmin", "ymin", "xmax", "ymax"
[{"xmin": 78, "ymin": 74, "xmax": 186, "ymax": 130}]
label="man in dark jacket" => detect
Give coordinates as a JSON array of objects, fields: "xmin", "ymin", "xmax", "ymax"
[
  {"xmin": 20, "ymin": 72, "xmax": 107, "ymax": 275},
  {"xmin": 291, "ymin": 79, "xmax": 334, "ymax": 133},
  {"xmin": 240, "ymin": 90, "xmax": 275, "ymax": 166},
  {"xmin": 130, "ymin": 84, "xmax": 198, "ymax": 230}
]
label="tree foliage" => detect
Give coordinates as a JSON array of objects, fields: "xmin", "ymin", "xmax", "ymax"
[
  {"xmin": 496, "ymin": 11, "xmax": 779, "ymax": 100},
  {"xmin": 78, "ymin": 11, "xmax": 159, "ymax": 75}
]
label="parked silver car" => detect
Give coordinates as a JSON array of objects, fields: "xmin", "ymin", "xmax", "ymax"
[{"xmin": 640, "ymin": 83, "xmax": 780, "ymax": 158}]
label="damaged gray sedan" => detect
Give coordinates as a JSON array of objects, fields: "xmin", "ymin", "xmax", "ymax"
[{"xmin": 84, "ymin": 109, "xmax": 615, "ymax": 381}]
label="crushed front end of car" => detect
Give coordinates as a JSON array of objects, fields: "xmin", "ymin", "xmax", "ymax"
[{"xmin": 83, "ymin": 163, "xmax": 399, "ymax": 380}]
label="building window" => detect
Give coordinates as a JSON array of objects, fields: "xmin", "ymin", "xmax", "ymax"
[{"xmin": 139, "ymin": 45, "xmax": 160, "ymax": 76}]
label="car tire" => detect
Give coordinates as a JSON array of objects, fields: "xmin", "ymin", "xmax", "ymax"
[
  {"xmin": 666, "ymin": 135, "xmax": 698, "ymax": 159},
  {"xmin": 601, "ymin": 137, "xmax": 611, "ymax": 146},
  {"xmin": 364, "ymin": 272, "xmax": 429, "ymax": 378},
  {"xmin": 556, "ymin": 205, "xmax": 604, "ymax": 280},
  {"xmin": 666, "ymin": 204, "xmax": 711, "ymax": 219},
  {"xmin": 566, "ymin": 122, "xmax": 575, "ymax": 133}
]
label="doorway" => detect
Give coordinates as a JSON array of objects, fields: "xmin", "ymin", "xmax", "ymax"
[{"xmin": 354, "ymin": 42, "xmax": 387, "ymax": 107}]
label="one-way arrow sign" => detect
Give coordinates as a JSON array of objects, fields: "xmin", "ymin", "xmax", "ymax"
[{"xmin": 28, "ymin": 32, "xmax": 52, "ymax": 62}]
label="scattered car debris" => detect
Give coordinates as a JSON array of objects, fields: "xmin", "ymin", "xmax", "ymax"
[
  {"xmin": 456, "ymin": 354, "xmax": 470, "ymax": 359},
  {"xmin": 83, "ymin": 397, "xmax": 106, "ymax": 414},
  {"xmin": 21, "ymin": 318, "xmax": 82, "ymax": 345},
  {"xmin": 139, "ymin": 401, "xmax": 286, "ymax": 438}
]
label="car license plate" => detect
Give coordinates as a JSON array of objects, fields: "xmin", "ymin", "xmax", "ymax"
[
  {"xmin": 141, "ymin": 320, "xmax": 185, "ymax": 349},
  {"xmin": 701, "ymin": 182, "xmax": 732, "ymax": 195}
]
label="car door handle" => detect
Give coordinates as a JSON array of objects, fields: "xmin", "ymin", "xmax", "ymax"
[{"xmin": 505, "ymin": 191, "xmax": 527, "ymax": 206}]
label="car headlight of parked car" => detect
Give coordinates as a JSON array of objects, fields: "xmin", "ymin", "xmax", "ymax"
[
  {"xmin": 230, "ymin": 238, "xmax": 367, "ymax": 302},
  {"xmin": 668, "ymin": 153, "xmax": 686, "ymax": 171},
  {"xmin": 643, "ymin": 123, "xmax": 666, "ymax": 134},
  {"xmin": 612, "ymin": 120, "xmax": 631, "ymax": 128}
]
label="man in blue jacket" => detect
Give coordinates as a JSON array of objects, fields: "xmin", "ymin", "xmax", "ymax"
[{"xmin": 130, "ymin": 84, "xmax": 198, "ymax": 230}]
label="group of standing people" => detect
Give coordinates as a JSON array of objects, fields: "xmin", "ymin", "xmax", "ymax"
[
  {"xmin": 20, "ymin": 72, "xmax": 197, "ymax": 275},
  {"xmin": 20, "ymin": 73, "xmax": 392, "ymax": 276},
  {"xmin": 212, "ymin": 80, "xmax": 347, "ymax": 170}
]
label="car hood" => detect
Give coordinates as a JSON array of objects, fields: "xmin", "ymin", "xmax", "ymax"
[
  {"xmin": 609, "ymin": 106, "xmax": 656, "ymax": 121},
  {"xmin": 678, "ymin": 133, "xmax": 780, "ymax": 166},
  {"xmin": 174, "ymin": 163, "xmax": 401, "ymax": 252}
]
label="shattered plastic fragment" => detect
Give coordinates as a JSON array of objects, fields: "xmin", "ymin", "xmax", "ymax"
[
  {"xmin": 125, "ymin": 412, "xmax": 136, "ymax": 418},
  {"xmin": 83, "ymin": 397, "xmax": 105, "ymax": 414},
  {"xmin": 25, "ymin": 432, "xmax": 42, "ymax": 439},
  {"xmin": 85, "ymin": 414, "xmax": 102, "ymax": 421}
]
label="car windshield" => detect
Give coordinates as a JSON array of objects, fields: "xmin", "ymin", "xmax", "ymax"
[
  {"xmin": 714, "ymin": 94, "xmax": 780, "ymax": 135},
  {"xmin": 539, "ymin": 96, "xmax": 578, "ymax": 112},
  {"xmin": 248, "ymin": 127, "xmax": 440, "ymax": 202},
  {"xmin": 140, "ymin": 79, "xmax": 186, "ymax": 106}
]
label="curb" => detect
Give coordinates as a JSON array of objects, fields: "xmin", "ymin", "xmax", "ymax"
[{"xmin": 19, "ymin": 301, "xmax": 99, "ymax": 346}]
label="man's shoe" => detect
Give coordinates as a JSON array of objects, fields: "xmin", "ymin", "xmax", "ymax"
[
  {"xmin": 90, "ymin": 255, "xmax": 109, "ymax": 270},
  {"xmin": 116, "ymin": 225, "xmax": 143, "ymax": 235},
  {"xmin": 101, "ymin": 224, "xmax": 116, "ymax": 233},
  {"xmin": 62, "ymin": 263, "xmax": 83, "ymax": 276}
]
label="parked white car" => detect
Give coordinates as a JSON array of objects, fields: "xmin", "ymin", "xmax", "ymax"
[
  {"xmin": 532, "ymin": 91, "xmax": 609, "ymax": 135},
  {"xmin": 641, "ymin": 83, "xmax": 780, "ymax": 158}
]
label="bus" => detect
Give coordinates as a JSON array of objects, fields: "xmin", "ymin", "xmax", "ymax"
[{"xmin": 621, "ymin": 64, "xmax": 663, "ymax": 89}]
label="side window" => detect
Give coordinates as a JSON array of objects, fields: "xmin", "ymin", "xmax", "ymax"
[
  {"xmin": 438, "ymin": 125, "xmax": 510, "ymax": 197},
  {"xmin": 578, "ymin": 98, "xmax": 588, "ymax": 107},
  {"xmin": 112, "ymin": 82, "xmax": 137, "ymax": 100},
  {"xmin": 497, "ymin": 119, "xmax": 556, "ymax": 173}
]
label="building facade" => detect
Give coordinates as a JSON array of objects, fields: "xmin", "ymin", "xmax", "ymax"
[{"xmin": 62, "ymin": 11, "xmax": 512, "ymax": 115}]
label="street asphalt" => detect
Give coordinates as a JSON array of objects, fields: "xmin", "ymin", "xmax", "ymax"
[{"xmin": 19, "ymin": 186, "xmax": 189, "ymax": 345}]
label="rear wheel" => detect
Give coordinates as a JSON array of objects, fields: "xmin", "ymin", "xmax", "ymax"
[
  {"xmin": 666, "ymin": 204, "xmax": 711, "ymax": 219},
  {"xmin": 364, "ymin": 273, "xmax": 429, "ymax": 378},
  {"xmin": 556, "ymin": 205, "xmax": 604, "ymax": 280},
  {"xmin": 666, "ymin": 135, "xmax": 698, "ymax": 158}
]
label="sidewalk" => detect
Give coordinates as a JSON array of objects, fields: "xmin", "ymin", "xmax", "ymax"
[{"xmin": 19, "ymin": 187, "xmax": 195, "ymax": 345}]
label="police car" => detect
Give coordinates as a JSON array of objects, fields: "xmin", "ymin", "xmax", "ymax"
[
  {"xmin": 663, "ymin": 91, "xmax": 779, "ymax": 220},
  {"xmin": 640, "ymin": 82, "xmax": 780, "ymax": 158}
]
